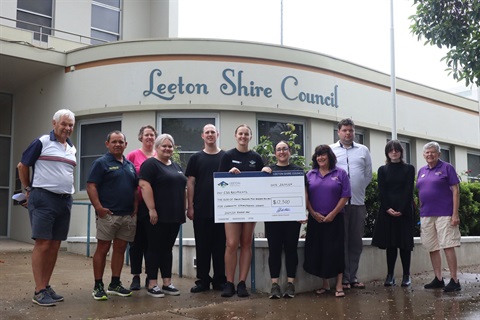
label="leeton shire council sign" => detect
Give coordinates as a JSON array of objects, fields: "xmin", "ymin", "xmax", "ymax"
[{"xmin": 143, "ymin": 68, "xmax": 339, "ymax": 108}]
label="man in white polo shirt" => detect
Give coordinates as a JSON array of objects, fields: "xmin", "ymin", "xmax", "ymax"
[
  {"xmin": 17, "ymin": 109, "xmax": 76, "ymax": 307},
  {"xmin": 330, "ymin": 118, "xmax": 372, "ymax": 290}
]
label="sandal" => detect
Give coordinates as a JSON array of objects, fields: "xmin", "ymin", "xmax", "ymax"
[
  {"xmin": 342, "ymin": 283, "xmax": 351, "ymax": 290},
  {"xmin": 315, "ymin": 288, "xmax": 331, "ymax": 295},
  {"xmin": 350, "ymin": 281, "xmax": 365, "ymax": 289},
  {"xmin": 335, "ymin": 290, "xmax": 345, "ymax": 298}
]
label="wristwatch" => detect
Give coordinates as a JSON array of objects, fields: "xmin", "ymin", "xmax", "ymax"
[{"xmin": 24, "ymin": 186, "xmax": 32, "ymax": 192}]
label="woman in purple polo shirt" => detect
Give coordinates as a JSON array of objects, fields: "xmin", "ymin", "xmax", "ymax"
[
  {"xmin": 417, "ymin": 141, "xmax": 461, "ymax": 292},
  {"xmin": 304, "ymin": 145, "xmax": 351, "ymax": 298}
]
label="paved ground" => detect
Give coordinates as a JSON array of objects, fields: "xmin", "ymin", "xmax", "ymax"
[{"xmin": 1, "ymin": 239, "xmax": 479, "ymax": 319}]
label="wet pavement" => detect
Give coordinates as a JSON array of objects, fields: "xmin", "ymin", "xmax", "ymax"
[{"xmin": 1, "ymin": 240, "xmax": 480, "ymax": 320}]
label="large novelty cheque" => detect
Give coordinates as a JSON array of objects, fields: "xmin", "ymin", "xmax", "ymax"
[{"xmin": 214, "ymin": 171, "xmax": 306, "ymax": 222}]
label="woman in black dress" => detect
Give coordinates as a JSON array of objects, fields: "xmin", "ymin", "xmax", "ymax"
[{"xmin": 372, "ymin": 140, "xmax": 415, "ymax": 287}]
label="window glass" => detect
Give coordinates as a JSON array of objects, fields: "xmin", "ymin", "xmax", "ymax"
[
  {"xmin": 17, "ymin": 0, "xmax": 53, "ymax": 16},
  {"xmin": 440, "ymin": 149, "xmax": 450, "ymax": 163},
  {"xmin": 91, "ymin": 0, "xmax": 121, "ymax": 44},
  {"xmin": 0, "ymin": 189, "xmax": 7, "ymax": 236},
  {"xmin": 160, "ymin": 116, "xmax": 217, "ymax": 169},
  {"xmin": 258, "ymin": 120, "xmax": 304, "ymax": 156},
  {"xmin": 92, "ymin": 4, "xmax": 120, "ymax": 33},
  {"xmin": 95, "ymin": 0, "xmax": 121, "ymax": 7},
  {"xmin": 78, "ymin": 120, "xmax": 121, "ymax": 190},
  {"xmin": 333, "ymin": 129, "xmax": 364, "ymax": 145},
  {"xmin": 467, "ymin": 153, "xmax": 480, "ymax": 182}
]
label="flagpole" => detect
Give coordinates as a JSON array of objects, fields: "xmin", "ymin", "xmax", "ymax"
[
  {"xmin": 390, "ymin": 0, "xmax": 397, "ymax": 140},
  {"xmin": 280, "ymin": 0, "xmax": 284, "ymax": 45}
]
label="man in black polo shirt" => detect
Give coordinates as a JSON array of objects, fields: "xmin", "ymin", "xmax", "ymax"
[{"xmin": 87, "ymin": 131, "xmax": 138, "ymax": 301}]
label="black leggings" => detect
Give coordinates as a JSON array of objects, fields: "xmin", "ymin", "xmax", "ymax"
[
  {"xmin": 386, "ymin": 247, "xmax": 411, "ymax": 275},
  {"xmin": 265, "ymin": 221, "xmax": 301, "ymax": 279},
  {"xmin": 144, "ymin": 221, "xmax": 180, "ymax": 280}
]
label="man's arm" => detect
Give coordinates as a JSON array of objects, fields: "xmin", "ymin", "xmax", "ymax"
[
  {"xmin": 186, "ymin": 176, "xmax": 196, "ymax": 220},
  {"xmin": 17, "ymin": 162, "xmax": 31, "ymax": 190},
  {"xmin": 86, "ymin": 182, "xmax": 110, "ymax": 218}
]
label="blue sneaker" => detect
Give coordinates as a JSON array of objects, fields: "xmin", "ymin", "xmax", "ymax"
[
  {"xmin": 46, "ymin": 285, "xmax": 64, "ymax": 302},
  {"xmin": 32, "ymin": 289, "xmax": 56, "ymax": 307}
]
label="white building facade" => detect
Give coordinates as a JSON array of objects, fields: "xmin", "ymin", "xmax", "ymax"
[{"xmin": 1, "ymin": 0, "xmax": 479, "ymax": 242}]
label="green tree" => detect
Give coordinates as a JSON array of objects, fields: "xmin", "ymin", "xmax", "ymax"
[{"xmin": 410, "ymin": 0, "xmax": 480, "ymax": 86}]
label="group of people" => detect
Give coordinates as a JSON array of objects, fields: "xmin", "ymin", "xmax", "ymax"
[{"xmin": 18, "ymin": 109, "xmax": 462, "ymax": 307}]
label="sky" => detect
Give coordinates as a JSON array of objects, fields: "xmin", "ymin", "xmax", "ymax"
[{"xmin": 178, "ymin": 0, "xmax": 472, "ymax": 95}]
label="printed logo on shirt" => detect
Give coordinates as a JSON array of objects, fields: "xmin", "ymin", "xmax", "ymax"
[
  {"xmin": 435, "ymin": 171, "xmax": 443, "ymax": 176},
  {"xmin": 109, "ymin": 166, "xmax": 120, "ymax": 171},
  {"xmin": 232, "ymin": 160, "xmax": 241, "ymax": 164},
  {"xmin": 249, "ymin": 160, "xmax": 256, "ymax": 167}
]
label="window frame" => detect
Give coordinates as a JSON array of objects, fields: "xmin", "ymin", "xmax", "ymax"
[
  {"xmin": 16, "ymin": 0, "xmax": 53, "ymax": 42},
  {"xmin": 91, "ymin": 0, "xmax": 122, "ymax": 44},
  {"xmin": 256, "ymin": 116, "xmax": 306, "ymax": 157},
  {"xmin": 76, "ymin": 116, "xmax": 122, "ymax": 192},
  {"xmin": 157, "ymin": 112, "xmax": 220, "ymax": 168}
]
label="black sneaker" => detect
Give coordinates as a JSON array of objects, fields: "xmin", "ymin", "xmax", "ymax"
[
  {"xmin": 283, "ymin": 282, "xmax": 295, "ymax": 298},
  {"xmin": 130, "ymin": 276, "xmax": 141, "ymax": 290},
  {"xmin": 236, "ymin": 281, "xmax": 249, "ymax": 297},
  {"xmin": 401, "ymin": 275, "xmax": 411, "ymax": 287},
  {"xmin": 221, "ymin": 281, "xmax": 235, "ymax": 297},
  {"xmin": 191, "ymin": 281, "xmax": 210, "ymax": 293},
  {"xmin": 424, "ymin": 277, "xmax": 445, "ymax": 289},
  {"xmin": 269, "ymin": 283, "xmax": 281, "ymax": 299},
  {"xmin": 32, "ymin": 289, "xmax": 56, "ymax": 307},
  {"xmin": 162, "ymin": 284, "xmax": 180, "ymax": 296},
  {"xmin": 443, "ymin": 278, "xmax": 461, "ymax": 292},
  {"xmin": 147, "ymin": 285, "xmax": 165, "ymax": 298},
  {"xmin": 92, "ymin": 284, "xmax": 108, "ymax": 301},
  {"xmin": 46, "ymin": 285, "xmax": 64, "ymax": 302},
  {"xmin": 107, "ymin": 282, "xmax": 133, "ymax": 297}
]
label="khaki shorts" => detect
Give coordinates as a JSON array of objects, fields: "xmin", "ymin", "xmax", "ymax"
[
  {"xmin": 420, "ymin": 216, "xmax": 461, "ymax": 252},
  {"xmin": 96, "ymin": 214, "xmax": 136, "ymax": 242}
]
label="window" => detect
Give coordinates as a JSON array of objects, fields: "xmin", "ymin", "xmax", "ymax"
[
  {"xmin": 158, "ymin": 114, "xmax": 218, "ymax": 169},
  {"xmin": 440, "ymin": 148, "xmax": 450, "ymax": 163},
  {"xmin": 467, "ymin": 153, "xmax": 480, "ymax": 182},
  {"xmin": 257, "ymin": 120, "xmax": 305, "ymax": 156},
  {"xmin": 16, "ymin": 0, "xmax": 53, "ymax": 42},
  {"xmin": 0, "ymin": 93, "xmax": 12, "ymax": 236},
  {"xmin": 333, "ymin": 129, "xmax": 364, "ymax": 145},
  {"xmin": 386, "ymin": 138, "xmax": 411, "ymax": 164},
  {"xmin": 78, "ymin": 119, "xmax": 121, "ymax": 191},
  {"xmin": 91, "ymin": 0, "xmax": 121, "ymax": 44}
]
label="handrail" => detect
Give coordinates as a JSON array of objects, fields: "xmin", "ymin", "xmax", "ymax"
[
  {"xmin": 0, "ymin": 15, "xmax": 108, "ymax": 44},
  {"xmin": 72, "ymin": 201, "xmax": 93, "ymax": 257}
]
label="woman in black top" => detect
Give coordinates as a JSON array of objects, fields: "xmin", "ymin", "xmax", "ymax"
[
  {"xmin": 261, "ymin": 141, "xmax": 305, "ymax": 299},
  {"xmin": 139, "ymin": 133, "xmax": 187, "ymax": 298},
  {"xmin": 218, "ymin": 124, "xmax": 264, "ymax": 298},
  {"xmin": 372, "ymin": 140, "xmax": 415, "ymax": 287}
]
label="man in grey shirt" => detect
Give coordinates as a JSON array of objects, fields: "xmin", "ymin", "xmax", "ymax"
[{"xmin": 330, "ymin": 118, "xmax": 372, "ymax": 289}]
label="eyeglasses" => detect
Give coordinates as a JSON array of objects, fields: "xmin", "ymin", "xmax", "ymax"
[{"xmin": 275, "ymin": 147, "xmax": 289, "ymax": 152}]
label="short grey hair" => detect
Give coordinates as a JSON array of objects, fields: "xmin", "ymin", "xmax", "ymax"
[
  {"xmin": 154, "ymin": 133, "xmax": 174, "ymax": 149},
  {"xmin": 53, "ymin": 109, "xmax": 75, "ymax": 122},
  {"xmin": 423, "ymin": 141, "xmax": 441, "ymax": 153}
]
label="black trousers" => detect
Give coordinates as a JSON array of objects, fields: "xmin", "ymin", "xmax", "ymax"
[
  {"xmin": 129, "ymin": 201, "xmax": 148, "ymax": 275},
  {"xmin": 265, "ymin": 221, "xmax": 301, "ymax": 279},
  {"xmin": 144, "ymin": 220, "xmax": 180, "ymax": 280},
  {"xmin": 193, "ymin": 217, "xmax": 226, "ymax": 286}
]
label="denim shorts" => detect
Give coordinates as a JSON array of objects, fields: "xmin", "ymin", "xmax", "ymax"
[{"xmin": 28, "ymin": 188, "xmax": 72, "ymax": 240}]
